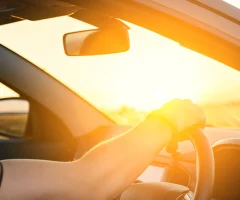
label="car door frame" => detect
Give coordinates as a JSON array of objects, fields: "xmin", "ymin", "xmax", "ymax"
[{"xmin": 0, "ymin": 45, "xmax": 113, "ymax": 160}]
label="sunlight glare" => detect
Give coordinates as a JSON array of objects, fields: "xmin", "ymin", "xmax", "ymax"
[{"xmin": 0, "ymin": 16, "xmax": 239, "ymax": 113}]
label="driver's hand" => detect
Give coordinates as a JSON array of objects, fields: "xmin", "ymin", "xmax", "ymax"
[{"xmin": 148, "ymin": 99, "xmax": 206, "ymax": 134}]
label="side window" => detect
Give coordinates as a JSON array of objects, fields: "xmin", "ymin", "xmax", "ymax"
[{"xmin": 0, "ymin": 83, "xmax": 29, "ymax": 138}]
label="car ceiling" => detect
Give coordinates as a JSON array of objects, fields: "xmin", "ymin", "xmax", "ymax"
[{"xmin": 0, "ymin": 0, "xmax": 80, "ymax": 25}]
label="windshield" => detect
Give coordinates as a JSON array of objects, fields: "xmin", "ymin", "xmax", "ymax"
[{"xmin": 0, "ymin": 15, "xmax": 240, "ymax": 129}]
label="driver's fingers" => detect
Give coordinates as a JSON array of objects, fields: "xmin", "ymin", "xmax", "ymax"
[
  {"xmin": 183, "ymin": 99, "xmax": 193, "ymax": 104},
  {"xmin": 184, "ymin": 100, "xmax": 206, "ymax": 129},
  {"xmin": 190, "ymin": 104, "xmax": 206, "ymax": 129}
]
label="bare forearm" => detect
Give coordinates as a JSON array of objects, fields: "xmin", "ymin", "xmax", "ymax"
[
  {"xmin": 73, "ymin": 117, "xmax": 172, "ymax": 199},
  {"xmin": 0, "ymin": 160, "xmax": 73, "ymax": 200},
  {"xmin": 0, "ymin": 118, "xmax": 171, "ymax": 200}
]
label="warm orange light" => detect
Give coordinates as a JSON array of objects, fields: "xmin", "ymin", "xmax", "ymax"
[{"xmin": 0, "ymin": 16, "xmax": 239, "ymax": 114}]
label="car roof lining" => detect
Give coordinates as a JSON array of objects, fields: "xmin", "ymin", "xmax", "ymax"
[
  {"xmin": 187, "ymin": 0, "xmax": 240, "ymax": 25},
  {"xmin": 0, "ymin": 0, "xmax": 80, "ymax": 23}
]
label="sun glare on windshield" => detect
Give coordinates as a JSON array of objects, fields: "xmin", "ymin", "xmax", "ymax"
[{"xmin": 0, "ymin": 15, "xmax": 240, "ymax": 128}]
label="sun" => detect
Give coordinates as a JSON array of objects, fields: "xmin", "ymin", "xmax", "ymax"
[{"xmin": 101, "ymin": 24, "xmax": 205, "ymax": 111}]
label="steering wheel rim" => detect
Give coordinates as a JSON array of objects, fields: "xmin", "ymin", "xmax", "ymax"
[{"xmin": 186, "ymin": 127, "xmax": 215, "ymax": 200}]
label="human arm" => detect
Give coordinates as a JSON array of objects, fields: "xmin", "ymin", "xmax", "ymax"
[
  {"xmin": 0, "ymin": 99, "xmax": 205, "ymax": 200},
  {"xmin": 0, "ymin": 117, "xmax": 171, "ymax": 200}
]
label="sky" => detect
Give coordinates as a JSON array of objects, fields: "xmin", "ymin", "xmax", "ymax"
[
  {"xmin": 0, "ymin": 2, "xmax": 240, "ymax": 111},
  {"xmin": 224, "ymin": 0, "xmax": 240, "ymax": 8}
]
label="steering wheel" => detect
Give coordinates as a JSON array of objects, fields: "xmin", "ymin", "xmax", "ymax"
[{"xmin": 119, "ymin": 128, "xmax": 215, "ymax": 200}]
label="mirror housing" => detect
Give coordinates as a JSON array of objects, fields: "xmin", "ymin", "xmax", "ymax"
[
  {"xmin": 63, "ymin": 23, "xmax": 130, "ymax": 56},
  {"xmin": 0, "ymin": 98, "xmax": 29, "ymax": 138}
]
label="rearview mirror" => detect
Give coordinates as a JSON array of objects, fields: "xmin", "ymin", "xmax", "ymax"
[
  {"xmin": 63, "ymin": 26, "xmax": 130, "ymax": 56},
  {"xmin": 0, "ymin": 98, "xmax": 29, "ymax": 138}
]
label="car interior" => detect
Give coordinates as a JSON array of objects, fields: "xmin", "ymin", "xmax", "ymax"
[
  {"xmin": 0, "ymin": 82, "xmax": 77, "ymax": 161},
  {"xmin": 0, "ymin": 0, "xmax": 240, "ymax": 199}
]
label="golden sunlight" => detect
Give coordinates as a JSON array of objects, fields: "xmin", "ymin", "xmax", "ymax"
[{"xmin": 0, "ymin": 16, "xmax": 239, "ymax": 115}]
